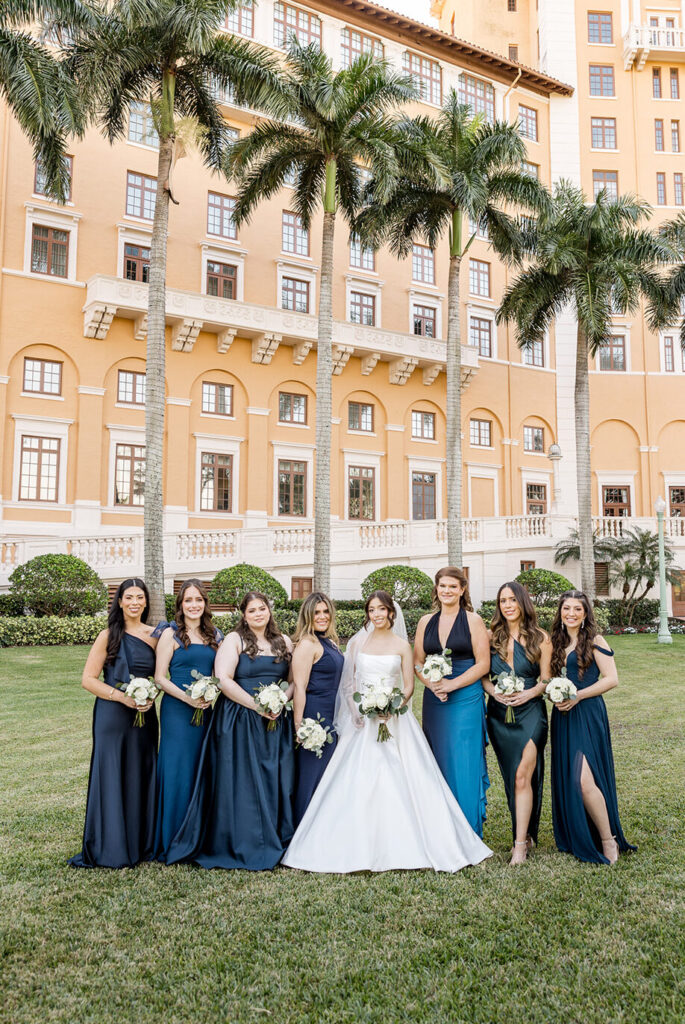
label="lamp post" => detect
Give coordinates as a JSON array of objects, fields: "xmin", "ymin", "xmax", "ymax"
[
  {"xmin": 547, "ymin": 443, "xmax": 562, "ymax": 514},
  {"xmin": 655, "ymin": 495, "xmax": 672, "ymax": 644}
]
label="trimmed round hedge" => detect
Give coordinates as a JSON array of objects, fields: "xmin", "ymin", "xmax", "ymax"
[
  {"xmin": 208, "ymin": 564, "xmax": 288, "ymax": 608},
  {"xmin": 9, "ymin": 554, "xmax": 107, "ymax": 618},
  {"xmin": 515, "ymin": 568, "xmax": 575, "ymax": 606},
  {"xmin": 361, "ymin": 565, "xmax": 433, "ymax": 608}
]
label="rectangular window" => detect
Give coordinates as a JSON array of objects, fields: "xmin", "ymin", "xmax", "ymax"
[
  {"xmin": 348, "ymin": 401, "xmax": 374, "ymax": 432},
  {"xmin": 523, "ymin": 425, "xmax": 545, "ymax": 452},
  {"xmin": 412, "ymin": 410, "xmax": 436, "ymax": 439},
  {"xmin": 412, "ymin": 243, "xmax": 435, "ymax": 284},
  {"xmin": 664, "ymin": 335, "xmax": 675, "ymax": 372},
  {"xmin": 114, "ymin": 443, "xmax": 145, "ymax": 506},
  {"xmin": 226, "ymin": 0, "xmax": 253, "ymax": 36},
  {"xmin": 278, "ymin": 459, "xmax": 307, "ymax": 516},
  {"xmin": 412, "ymin": 472, "xmax": 436, "ymax": 521},
  {"xmin": 655, "ymin": 119, "xmax": 665, "ymax": 151},
  {"xmin": 519, "ymin": 104, "xmax": 538, "ymax": 141},
  {"xmin": 602, "ymin": 485, "xmax": 631, "ymax": 516},
  {"xmin": 292, "ymin": 576, "xmax": 313, "ymax": 599},
  {"xmin": 273, "ymin": 2, "xmax": 321, "ymax": 49},
  {"xmin": 207, "ymin": 192, "xmax": 237, "ymax": 239},
  {"xmin": 526, "ymin": 483, "xmax": 547, "ymax": 514},
  {"xmin": 30, "ymin": 225, "xmax": 68, "ymax": 277},
  {"xmin": 128, "ymin": 102, "xmax": 158, "ymax": 146},
  {"xmin": 672, "ymin": 121, "xmax": 681, "ymax": 152},
  {"xmin": 202, "ymin": 381, "xmax": 233, "ymax": 416},
  {"xmin": 279, "ymin": 391, "xmax": 307, "ymax": 424},
  {"xmin": 124, "ymin": 242, "xmax": 150, "ymax": 282},
  {"xmin": 413, "ymin": 304, "xmax": 436, "ymax": 338},
  {"xmin": 522, "ymin": 160, "xmax": 539, "ymax": 178},
  {"xmin": 508, "ymin": 45, "xmax": 518, "ymax": 61},
  {"xmin": 349, "ymin": 291, "xmax": 376, "ymax": 326},
  {"xmin": 671, "ymin": 68, "xmax": 680, "ymax": 99},
  {"xmin": 117, "ymin": 369, "xmax": 146, "ymax": 405},
  {"xmin": 520, "ymin": 560, "xmax": 536, "ymax": 573},
  {"xmin": 599, "ymin": 335, "xmax": 626, "ymax": 371},
  {"xmin": 340, "ymin": 26, "xmax": 383, "ymax": 67},
  {"xmin": 281, "ymin": 276, "xmax": 309, "ymax": 312},
  {"xmin": 207, "ymin": 260, "xmax": 237, "ymax": 298},
  {"xmin": 470, "ymin": 418, "xmax": 492, "ymax": 447},
  {"xmin": 282, "ymin": 211, "xmax": 309, "ymax": 255},
  {"xmin": 23, "ymin": 358, "xmax": 62, "ymax": 395},
  {"xmin": 349, "ymin": 234, "xmax": 375, "ymax": 271},
  {"xmin": 348, "ymin": 466, "xmax": 375, "ymax": 520},
  {"xmin": 591, "ymin": 117, "xmax": 616, "ymax": 149},
  {"xmin": 593, "ymin": 170, "xmax": 618, "ymax": 200},
  {"xmin": 200, "ymin": 452, "xmax": 233, "ymax": 512},
  {"xmin": 653, "ymin": 67, "xmax": 662, "ymax": 98},
  {"xmin": 587, "ymin": 12, "xmax": 612, "ymax": 44},
  {"xmin": 507, "ymin": 0, "xmax": 516, "ymax": 10},
  {"xmin": 403, "ymin": 51, "xmax": 442, "ymax": 106},
  {"xmin": 657, "ymin": 172, "xmax": 667, "ymax": 205},
  {"xmin": 669, "ymin": 486, "xmax": 685, "ymax": 517},
  {"xmin": 469, "ymin": 316, "xmax": 492, "ymax": 357},
  {"xmin": 675, "ymin": 173, "xmax": 683, "ymax": 206},
  {"xmin": 469, "ymin": 259, "xmax": 490, "ymax": 297},
  {"xmin": 126, "ymin": 171, "xmax": 156, "ymax": 220},
  {"xmin": 34, "ymin": 155, "xmax": 73, "ymax": 199},
  {"xmin": 589, "ymin": 64, "xmax": 614, "ymax": 96},
  {"xmin": 523, "ymin": 339, "xmax": 545, "ymax": 366},
  {"xmin": 19, "ymin": 435, "xmax": 60, "ymax": 501},
  {"xmin": 458, "ymin": 72, "xmax": 495, "ymax": 120}
]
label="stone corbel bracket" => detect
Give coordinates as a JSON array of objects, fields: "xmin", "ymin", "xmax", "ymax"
[
  {"xmin": 171, "ymin": 318, "xmax": 203, "ymax": 352},
  {"xmin": 252, "ymin": 332, "xmax": 281, "ymax": 364},
  {"xmin": 389, "ymin": 355, "xmax": 418, "ymax": 385},
  {"xmin": 83, "ymin": 304, "xmax": 117, "ymax": 340},
  {"xmin": 332, "ymin": 344, "xmax": 354, "ymax": 375}
]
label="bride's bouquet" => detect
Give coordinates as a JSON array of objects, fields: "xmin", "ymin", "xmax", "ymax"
[
  {"xmin": 123, "ymin": 675, "xmax": 160, "ymax": 727},
  {"xmin": 493, "ymin": 669, "xmax": 525, "ymax": 725},
  {"xmin": 545, "ymin": 670, "xmax": 578, "ymax": 705},
  {"xmin": 353, "ymin": 678, "xmax": 408, "ymax": 742},
  {"xmin": 254, "ymin": 681, "xmax": 292, "ymax": 730},
  {"xmin": 187, "ymin": 669, "xmax": 221, "ymax": 726},
  {"xmin": 419, "ymin": 649, "xmax": 452, "ymax": 685},
  {"xmin": 296, "ymin": 714, "xmax": 334, "ymax": 758}
]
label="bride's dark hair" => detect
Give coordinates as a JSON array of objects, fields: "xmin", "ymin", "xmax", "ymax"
[{"xmin": 363, "ymin": 590, "xmax": 396, "ymax": 628}]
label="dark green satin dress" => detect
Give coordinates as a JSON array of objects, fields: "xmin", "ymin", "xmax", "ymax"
[{"xmin": 487, "ymin": 641, "xmax": 548, "ymax": 843}]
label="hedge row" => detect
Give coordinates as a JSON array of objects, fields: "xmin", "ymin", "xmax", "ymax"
[{"xmin": 596, "ymin": 598, "xmax": 660, "ymax": 627}]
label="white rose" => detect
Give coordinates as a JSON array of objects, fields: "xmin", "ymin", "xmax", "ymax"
[{"xmin": 428, "ymin": 668, "xmax": 442, "ymax": 683}]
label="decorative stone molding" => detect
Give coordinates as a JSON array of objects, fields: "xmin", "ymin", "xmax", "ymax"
[
  {"xmin": 361, "ymin": 352, "xmax": 380, "ymax": 375},
  {"xmin": 133, "ymin": 313, "xmax": 147, "ymax": 340},
  {"xmin": 332, "ymin": 345, "xmax": 354, "ymax": 375},
  {"xmin": 422, "ymin": 363, "xmax": 441, "ymax": 386},
  {"xmin": 292, "ymin": 340, "xmax": 312, "ymax": 365},
  {"xmin": 217, "ymin": 327, "xmax": 237, "ymax": 353},
  {"xmin": 84, "ymin": 303, "xmax": 117, "ymax": 339},
  {"xmin": 252, "ymin": 332, "xmax": 281, "ymax": 364},
  {"xmin": 171, "ymin": 318, "xmax": 203, "ymax": 352},
  {"xmin": 389, "ymin": 356, "xmax": 418, "ymax": 385}
]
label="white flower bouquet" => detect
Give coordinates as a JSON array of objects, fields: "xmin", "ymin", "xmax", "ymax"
[
  {"xmin": 296, "ymin": 714, "xmax": 334, "ymax": 758},
  {"xmin": 254, "ymin": 681, "xmax": 291, "ymax": 730},
  {"xmin": 545, "ymin": 670, "xmax": 578, "ymax": 705},
  {"xmin": 419, "ymin": 649, "xmax": 452, "ymax": 685},
  {"xmin": 187, "ymin": 669, "xmax": 221, "ymax": 726},
  {"xmin": 493, "ymin": 669, "xmax": 525, "ymax": 725},
  {"xmin": 124, "ymin": 675, "xmax": 160, "ymax": 727},
  {"xmin": 353, "ymin": 678, "xmax": 408, "ymax": 742}
]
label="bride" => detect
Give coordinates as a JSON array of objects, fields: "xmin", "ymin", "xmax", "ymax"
[{"xmin": 282, "ymin": 590, "xmax": 492, "ymax": 873}]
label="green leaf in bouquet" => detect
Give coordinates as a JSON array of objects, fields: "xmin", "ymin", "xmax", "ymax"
[{"xmin": 353, "ymin": 691, "xmax": 362, "ymax": 702}]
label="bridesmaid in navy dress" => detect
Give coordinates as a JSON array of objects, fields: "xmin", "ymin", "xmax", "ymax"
[
  {"xmin": 154, "ymin": 579, "xmax": 220, "ymax": 862},
  {"xmin": 550, "ymin": 590, "xmax": 635, "ymax": 865},
  {"xmin": 291, "ymin": 592, "xmax": 344, "ymax": 825},
  {"xmin": 167, "ymin": 591, "xmax": 295, "ymax": 870},
  {"xmin": 69, "ymin": 579, "xmax": 159, "ymax": 868},
  {"xmin": 414, "ymin": 567, "xmax": 491, "ymax": 837},
  {"xmin": 483, "ymin": 582, "xmax": 551, "ymax": 864}
]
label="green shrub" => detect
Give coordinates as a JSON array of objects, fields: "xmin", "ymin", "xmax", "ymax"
[
  {"xmin": 515, "ymin": 568, "xmax": 575, "ymax": 606},
  {"xmin": 0, "ymin": 615, "xmax": 103, "ymax": 647},
  {"xmin": 361, "ymin": 565, "xmax": 433, "ymax": 608},
  {"xmin": 0, "ymin": 593, "xmax": 23, "ymax": 616},
  {"xmin": 208, "ymin": 564, "xmax": 288, "ymax": 608},
  {"xmin": 596, "ymin": 598, "xmax": 660, "ymax": 627},
  {"xmin": 9, "ymin": 554, "xmax": 107, "ymax": 617}
]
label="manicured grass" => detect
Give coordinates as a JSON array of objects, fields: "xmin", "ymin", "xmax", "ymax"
[{"xmin": 1, "ymin": 637, "xmax": 684, "ymax": 1024}]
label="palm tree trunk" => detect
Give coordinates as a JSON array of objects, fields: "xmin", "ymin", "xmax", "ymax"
[
  {"xmin": 445, "ymin": 235, "xmax": 463, "ymax": 567},
  {"xmin": 313, "ymin": 161, "xmax": 336, "ymax": 594},
  {"xmin": 575, "ymin": 324, "xmax": 595, "ymax": 603}
]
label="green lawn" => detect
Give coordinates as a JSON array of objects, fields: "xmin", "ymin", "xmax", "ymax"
[{"xmin": 1, "ymin": 637, "xmax": 684, "ymax": 1024}]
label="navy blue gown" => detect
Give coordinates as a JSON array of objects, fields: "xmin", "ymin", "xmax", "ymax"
[
  {"xmin": 551, "ymin": 644, "xmax": 636, "ymax": 864},
  {"xmin": 167, "ymin": 651, "xmax": 295, "ymax": 870},
  {"xmin": 293, "ymin": 632, "xmax": 344, "ymax": 826},
  {"xmin": 69, "ymin": 633, "xmax": 158, "ymax": 868},
  {"xmin": 154, "ymin": 635, "xmax": 215, "ymax": 862}
]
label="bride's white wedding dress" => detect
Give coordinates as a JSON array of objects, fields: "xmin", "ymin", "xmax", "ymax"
[{"xmin": 282, "ymin": 652, "xmax": 493, "ymax": 873}]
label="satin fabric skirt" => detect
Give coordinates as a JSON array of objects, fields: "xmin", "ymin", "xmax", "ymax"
[
  {"xmin": 293, "ymin": 690, "xmax": 338, "ymax": 827},
  {"xmin": 487, "ymin": 694, "xmax": 548, "ymax": 843},
  {"xmin": 154, "ymin": 693, "xmax": 211, "ymax": 862}
]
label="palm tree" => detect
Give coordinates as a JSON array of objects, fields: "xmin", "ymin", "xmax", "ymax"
[
  {"xmin": 356, "ymin": 95, "xmax": 548, "ymax": 565},
  {"xmin": 498, "ymin": 182, "xmax": 674, "ymax": 602},
  {"xmin": 554, "ymin": 527, "xmax": 617, "ymax": 568},
  {"xmin": 226, "ymin": 43, "xmax": 416, "ymax": 593},
  {"xmin": 0, "ymin": 0, "xmax": 92, "ymax": 201},
  {"xmin": 607, "ymin": 526, "xmax": 678, "ymax": 624},
  {"xmin": 67, "ymin": 0, "xmax": 287, "ymax": 619}
]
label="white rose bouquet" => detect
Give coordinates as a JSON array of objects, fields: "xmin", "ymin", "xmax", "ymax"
[
  {"xmin": 296, "ymin": 714, "xmax": 334, "ymax": 758},
  {"xmin": 419, "ymin": 649, "xmax": 452, "ymax": 685},
  {"xmin": 187, "ymin": 669, "xmax": 221, "ymax": 726},
  {"xmin": 254, "ymin": 681, "xmax": 292, "ymax": 730},
  {"xmin": 123, "ymin": 675, "xmax": 160, "ymax": 727},
  {"xmin": 493, "ymin": 669, "xmax": 525, "ymax": 725},
  {"xmin": 545, "ymin": 673, "xmax": 578, "ymax": 705},
  {"xmin": 353, "ymin": 679, "xmax": 408, "ymax": 742}
]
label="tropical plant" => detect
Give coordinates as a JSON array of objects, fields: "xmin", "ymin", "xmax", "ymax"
[
  {"xmin": 226, "ymin": 43, "xmax": 416, "ymax": 593},
  {"xmin": 554, "ymin": 527, "xmax": 618, "ymax": 567},
  {"xmin": 9, "ymin": 553, "xmax": 107, "ymax": 616},
  {"xmin": 209, "ymin": 563, "xmax": 288, "ymax": 607},
  {"xmin": 498, "ymin": 182, "xmax": 674, "ymax": 601},
  {"xmin": 515, "ymin": 568, "xmax": 575, "ymax": 606},
  {"xmin": 361, "ymin": 565, "xmax": 434, "ymax": 608},
  {"xmin": 356, "ymin": 94, "xmax": 549, "ymax": 565},
  {"xmin": 66, "ymin": 0, "xmax": 287, "ymax": 620},
  {"xmin": 605, "ymin": 526, "xmax": 679, "ymax": 624}
]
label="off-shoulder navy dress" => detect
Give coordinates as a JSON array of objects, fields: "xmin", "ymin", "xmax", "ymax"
[
  {"xmin": 551, "ymin": 644, "xmax": 636, "ymax": 864},
  {"xmin": 69, "ymin": 633, "xmax": 158, "ymax": 868}
]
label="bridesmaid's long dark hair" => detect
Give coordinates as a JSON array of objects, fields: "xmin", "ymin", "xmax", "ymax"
[
  {"xmin": 432, "ymin": 566, "xmax": 473, "ymax": 612},
  {"xmin": 237, "ymin": 591, "xmax": 290, "ymax": 663},
  {"xmin": 174, "ymin": 579, "xmax": 219, "ymax": 650},
  {"xmin": 491, "ymin": 581, "xmax": 546, "ymax": 665},
  {"xmin": 105, "ymin": 578, "xmax": 150, "ymax": 665},
  {"xmin": 550, "ymin": 590, "xmax": 598, "ymax": 679}
]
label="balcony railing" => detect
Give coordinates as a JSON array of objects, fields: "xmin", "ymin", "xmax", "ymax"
[{"xmin": 624, "ymin": 24, "xmax": 685, "ymax": 68}]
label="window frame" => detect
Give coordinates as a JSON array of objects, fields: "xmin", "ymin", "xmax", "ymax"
[
  {"xmin": 469, "ymin": 417, "xmax": 492, "ymax": 448},
  {"xmin": 225, "ymin": 0, "xmax": 253, "ymax": 37},
  {"xmin": 273, "ymin": 1, "xmax": 321, "ymax": 49},
  {"xmin": 469, "ymin": 259, "xmax": 491, "ymax": 298},
  {"xmin": 125, "ymin": 170, "xmax": 157, "ymax": 220},
  {"xmin": 655, "ymin": 118, "xmax": 665, "ymax": 151},
  {"xmin": 22, "ymin": 357, "xmax": 62, "ymax": 396},
  {"xmin": 114, "ymin": 442, "xmax": 146, "ymax": 507},
  {"xmin": 411, "ymin": 243, "xmax": 435, "ymax": 284},
  {"xmin": 18, "ymin": 435, "xmax": 60, "ymax": 502},
  {"xmin": 598, "ymin": 335, "xmax": 626, "ymax": 371},
  {"xmin": 278, "ymin": 391, "xmax": 308, "ymax": 425},
  {"xmin": 278, "ymin": 458, "xmax": 307, "ymax": 517},
  {"xmin": 30, "ymin": 224, "xmax": 69, "ymax": 277},
  {"xmin": 206, "ymin": 259, "xmax": 237, "ymax": 299},
  {"xmin": 589, "ymin": 64, "xmax": 615, "ymax": 96},
  {"xmin": 411, "ymin": 470, "xmax": 437, "ymax": 521},
  {"xmin": 587, "ymin": 11, "xmax": 613, "ymax": 44},
  {"xmin": 340, "ymin": 25, "xmax": 383, "ymax": 67},
  {"xmin": 348, "ymin": 401, "xmax": 374, "ymax": 433},
  {"xmin": 591, "ymin": 116, "xmax": 617, "ymax": 149},
  {"xmin": 207, "ymin": 192, "xmax": 237, "ymax": 240},
  {"xmin": 34, "ymin": 154, "xmax": 73, "ymax": 201},
  {"xmin": 459, "ymin": 72, "xmax": 495, "ymax": 120},
  {"xmin": 526, "ymin": 482, "xmax": 548, "ymax": 514},
  {"xmin": 282, "ymin": 210, "xmax": 309, "ymax": 256},
  {"xmin": 201, "ymin": 381, "xmax": 234, "ymax": 417},
  {"xmin": 349, "ymin": 290, "xmax": 376, "ymax": 326},
  {"xmin": 123, "ymin": 241, "xmax": 150, "ymax": 282},
  {"xmin": 403, "ymin": 50, "xmax": 442, "ymax": 106},
  {"xmin": 656, "ymin": 171, "xmax": 667, "ymax": 205},
  {"xmin": 518, "ymin": 104, "xmax": 538, "ymax": 141},
  {"xmin": 523, "ymin": 424, "xmax": 545, "ymax": 453},
  {"xmin": 127, "ymin": 101, "xmax": 158, "ymax": 147},
  {"xmin": 602, "ymin": 485, "xmax": 631, "ymax": 517},
  {"xmin": 347, "ymin": 465, "xmax": 376, "ymax": 520},
  {"xmin": 469, "ymin": 315, "xmax": 493, "ymax": 357},
  {"xmin": 199, "ymin": 451, "xmax": 233, "ymax": 512},
  {"xmin": 117, "ymin": 369, "xmax": 146, "ymax": 406},
  {"xmin": 412, "ymin": 304, "xmax": 437, "ymax": 338},
  {"xmin": 281, "ymin": 275, "xmax": 310, "ymax": 313},
  {"xmin": 411, "ymin": 409, "xmax": 436, "ymax": 440},
  {"xmin": 592, "ymin": 169, "xmax": 618, "ymax": 200}
]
